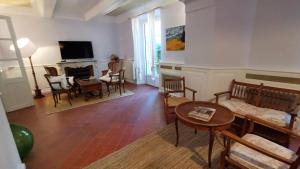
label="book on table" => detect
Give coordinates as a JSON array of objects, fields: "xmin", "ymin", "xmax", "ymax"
[{"xmin": 188, "ymin": 106, "xmax": 216, "ymax": 122}]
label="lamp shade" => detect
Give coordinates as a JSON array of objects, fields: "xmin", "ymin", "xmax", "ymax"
[{"xmin": 10, "ymin": 38, "xmax": 37, "ymax": 58}]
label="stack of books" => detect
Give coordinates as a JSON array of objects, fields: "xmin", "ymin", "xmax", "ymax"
[{"xmin": 188, "ymin": 106, "xmax": 216, "ymax": 122}]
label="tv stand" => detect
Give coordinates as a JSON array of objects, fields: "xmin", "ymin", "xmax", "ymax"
[{"xmin": 56, "ymin": 59, "xmax": 98, "ymax": 77}]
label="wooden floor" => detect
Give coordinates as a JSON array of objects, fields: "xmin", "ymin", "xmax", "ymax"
[
  {"xmin": 8, "ymin": 84, "xmax": 167, "ymax": 169},
  {"xmin": 7, "ymin": 83, "xmax": 300, "ymax": 169}
]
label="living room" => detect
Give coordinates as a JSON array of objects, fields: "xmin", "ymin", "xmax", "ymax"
[{"xmin": 1, "ymin": 0, "xmax": 300, "ymax": 169}]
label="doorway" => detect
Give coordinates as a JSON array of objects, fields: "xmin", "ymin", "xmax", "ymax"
[
  {"xmin": 132, "ymin": 9, "xmax": 161, "ymax": 87},
  {"xmin": 0, "ymin": 16, "xmax": 33, "ymax": 111}
]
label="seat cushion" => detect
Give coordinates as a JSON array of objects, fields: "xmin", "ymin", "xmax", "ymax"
[
  {"xmin": 293, "ymin": 117, "xmax": 300, "ymax": 136},
  {"xmin": 165, "ymin": 97, "xmax": 190, "ymax": 107},
  {"xmin": 220, "ymin": 99, "xmax": 290, "ymax": 127},
  {"xmin": 219, "ymin": 99, "xmax": 259, "ymax": 117},
  {"xmin": 49, "ymin": 74, "xmax": 71, "ymax": 90},
  {"xmin": 230, "ymin": 134, "xmax": 298, "ymax": 169}
]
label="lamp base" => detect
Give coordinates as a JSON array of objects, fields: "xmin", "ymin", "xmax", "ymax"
[{"xmin": 34, "ymin": 89, "xmax": 45, "ymax": 99}]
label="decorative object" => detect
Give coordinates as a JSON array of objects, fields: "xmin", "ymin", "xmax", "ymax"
[
  {"xmin": 166, "ymin": 25, "xmax": 185, "ymax": 51},
  {"xmin": 10, "ymin": 123, "xmax": 34, "ymax": 160},
  {"xmin": 10, "ymin": 38, "xmax": 44, "ymax": 99},
  {"xmin": 84, "ymin": 124, "xmax": 223, "ymax": 169}
]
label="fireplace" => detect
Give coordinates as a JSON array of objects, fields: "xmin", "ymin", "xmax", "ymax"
[{"xmin": 64, "ymin": 65, "xmax": 94, "ymax": 79}]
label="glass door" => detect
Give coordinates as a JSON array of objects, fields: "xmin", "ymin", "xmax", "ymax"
[
  {"xmin": 0, "ymin": 16, "xmax": 33, "ymax": 112},
  {"xmin": 144, "ymin": 9, "xmax": 161, "ymax": 87}
]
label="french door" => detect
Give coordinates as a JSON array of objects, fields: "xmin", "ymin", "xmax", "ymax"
[
  {"xmin": 132, "ymin": 9, "xmax": 161, "ymax": 87},
  {"xmin": 0, "ymin": 16, "xmax": 33, "ymax": 112}
]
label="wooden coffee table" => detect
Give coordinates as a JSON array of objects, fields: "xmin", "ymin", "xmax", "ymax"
[
  {"xmin": 76, "ymin": 79, "xmax": 103, "ymax": 101},
  {"xmin": 175, "ymin": 101, "xmax": 234, "ymax": 168}
]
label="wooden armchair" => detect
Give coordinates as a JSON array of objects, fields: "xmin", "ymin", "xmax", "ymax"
[
  {"xmin": 163, "ymin": 77, "xmax": 197, "ymax": 124},
  {"xmin": 100, "ymin": 69, "xmax": 125, "ymax": 96},
  {"xmin": 44, "ymin": 74, "xmax": 73, "ymax": 107},
  {"xmin": 44, "ymin": 66, "xmax": 78, "ymax": 97},
  {"xmin": 221, "ymin": 115, "xmax": 300, "ymax": 169}
]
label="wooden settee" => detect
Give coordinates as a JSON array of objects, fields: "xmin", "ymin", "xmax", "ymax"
[{"xmin": 215, "ymin": 80, "xmax": 300, "ymax": 146}]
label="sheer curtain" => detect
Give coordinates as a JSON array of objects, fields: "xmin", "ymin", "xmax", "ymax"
[
  {"xmin": 131, "ymin": 10, "xmax": 159, "ymax": 84},
  {"xmin": 132, "ymin": 15, "xmax": 146, "ymax": 84}
]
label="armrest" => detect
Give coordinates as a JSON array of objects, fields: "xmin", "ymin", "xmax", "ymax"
[
  {"xmin": 102, "ymin": 70, "xmax": 109, "ymax": 76},
  {"xmin": 214, "ymin": 91, "xmax": 231, "ymax": 96},
  {"xmin": 222, "ymin": 130, "xmax": 294, "ymax": 165},
  {"xmin": 245, "ymin": 114, "xmax": 299, "ymax": 138},
  {"xmin": 185, "ymin": 87, "xmax": 197, "ymax": 101},
  {"xmin": 214, "ymin": 91, "xmax": 231, "ymax": 103},
  {"xmin": 185, "ymin": 87, "xmax": 197, "ymax": 93}
]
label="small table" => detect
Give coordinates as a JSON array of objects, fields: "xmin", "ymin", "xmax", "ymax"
[
  {"xmin": 76, "ymin": 79, "xmax": 103, "ymax": 101},
  {"xmin": 175, "ymin": 101, "xmax": 234, "ymax": 168}
]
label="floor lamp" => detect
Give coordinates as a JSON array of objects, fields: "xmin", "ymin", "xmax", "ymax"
[{"xmin": 10, "ymin": 38, "xmax": 44, "ymax": 99}]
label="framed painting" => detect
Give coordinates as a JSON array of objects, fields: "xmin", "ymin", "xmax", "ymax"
[{"xmin": 166, "ymin": 25, "xmax": 185, "ymax": 51}]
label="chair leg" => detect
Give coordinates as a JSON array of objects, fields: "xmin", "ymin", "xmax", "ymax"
[
  {"xmin": 59, "ymin": 93, "xmax": 61, "ymax": 100},
  {"xmin": 220, "ymin": 150, "xmax": 226, "ymax": 169},
  {"xmin": 67, "ymin": 91, "xmax": 72, "ymax": 106},
  {"xmin": 123, "ymin": 83, "xmax": 125, "ymax": 93},
  {"xmin": 119, "ymin": 83, "xmax": 122, "ymax": 95},
  {"xmin": 164, "ymin": 106, "xmax": 170, "ymax": 124},
  {"xmin": 53, "ymin": 94, "xmax": 57, "ymax": 107},
  {"xmin": 106, "ymin": 83, "xmax": 110, "ymax": 96}
]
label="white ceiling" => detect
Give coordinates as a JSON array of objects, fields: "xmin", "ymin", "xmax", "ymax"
[
  {"xmin": 0, "ymin": 0, "xmax": 177, "ymax": 21},
  {"xmin": 54, "ymin": 0, "xmax": 101, "ymax": 19}
]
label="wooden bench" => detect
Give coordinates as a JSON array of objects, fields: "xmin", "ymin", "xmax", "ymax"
[{"xmin": 215, "ymin": 80, "xmax": 300, "ymax": 146}]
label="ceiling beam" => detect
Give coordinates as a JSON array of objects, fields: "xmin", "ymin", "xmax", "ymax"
[
  {"xmin": 84, "ymin": 0, "xmax": 133, "ymax": 21},
  {"xmin": 35, "ymin": 0, "xmax": 57, "ymax": 18}
]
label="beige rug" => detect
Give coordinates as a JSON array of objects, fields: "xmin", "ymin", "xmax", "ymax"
[
  {"xmin": 84, "ymin": 124, "xmax": 224, "ymax": 169},
  {"xmin": 44, "ymin": 90, "xmax": 134, "ymax": 115}
]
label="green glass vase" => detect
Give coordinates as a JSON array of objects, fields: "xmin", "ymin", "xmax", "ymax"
[{"xmin": 10, "ymin": 123, "xmax": 34, "ymax": 160}]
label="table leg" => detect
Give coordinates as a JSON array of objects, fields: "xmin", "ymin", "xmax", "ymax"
[
  {"xmin": 208, "ymin": 128, "xmax": 215, "ymax": 168},
  {"xmin": 175, "ymin": 117, "xmax": 179, "ymax": 147}
]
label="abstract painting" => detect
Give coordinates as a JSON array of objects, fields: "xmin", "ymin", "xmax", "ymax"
[{"xmin": 166, "ymin": 25, "xmax": 185, "ymax": 51}]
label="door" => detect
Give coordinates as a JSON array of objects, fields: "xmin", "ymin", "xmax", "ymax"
[
  {"xmin": 144, "ymin": 10, "xmax": 161, "ymax": 87},
  {"xmin": 0, "ymin": 16, "xmax": 33, "ymax": 112},
  {"xmin": 132, "ymin": 9, "xmax": 161, "ymax": 87}
]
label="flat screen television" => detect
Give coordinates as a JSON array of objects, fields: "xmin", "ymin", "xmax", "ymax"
[{"xmin": 59, "ymin": 41, "xmax": 94, "ymax": 60}]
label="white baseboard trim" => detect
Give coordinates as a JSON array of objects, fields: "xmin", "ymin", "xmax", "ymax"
[
  {"xmin": 18, "ymin": 163, "xmax": 26, "ymax": 169},
  {"xmin": 126, "ymin": 79, "xmax": 136, "ymax": 84}
]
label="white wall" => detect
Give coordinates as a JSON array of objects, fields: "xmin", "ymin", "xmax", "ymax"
[
  {"xmin": 117, "ymin": 20, "xmax": 134, "ymax": 60},
  {"xmin": 8, "ymin": 15, "xmax": 119, "ymax": 92},
  {"xmin": 0, "ymin": 95, "xmax": 25, "ymax": 169},
  {"xmin": 161, "ymin": 1, "xmax": 186, "ymax": 64},
  {"xmin": 185, "ymin": 0, "xmax": 257, "ymax": 67},
  {"xmin": 249, "ymin": 0, "xmax": 300, "ymax": 72}
]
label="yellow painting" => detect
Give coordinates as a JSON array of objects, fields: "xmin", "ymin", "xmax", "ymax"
[{"xmin": 166, "ymin": 25, "xmax": 185, "ymax": 51}]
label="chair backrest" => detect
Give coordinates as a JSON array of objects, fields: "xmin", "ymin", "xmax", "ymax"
[
  {"xmin": 44, "ymin": 66, "xmax": 58, "ymax": 76},
  {"xmin": 108, "ymin": 61, "xmax": 122, "ymax": 74},
  {"xmin": 163, "ymin": 77, "xmax": 185, "ymax": 96},
  {"xmin": 44, "ymin": 74, "xmax": 56, "ymax": 91}
]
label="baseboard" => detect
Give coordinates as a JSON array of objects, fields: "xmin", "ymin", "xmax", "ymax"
[
  {"xmin": 126, "ymin": 79, "xmax": 136, "ymax": 84},
  {"xmin": 18, "ymin": 163, "xmax": 26, "ymax": 169}
]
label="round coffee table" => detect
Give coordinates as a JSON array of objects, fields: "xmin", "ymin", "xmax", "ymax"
[{"xmin": 175, "ymin": 101, "xmax": 234, "ymax": 168}]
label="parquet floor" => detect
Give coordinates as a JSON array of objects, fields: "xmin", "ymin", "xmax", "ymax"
[
  {"xmin": 7, "ymin": 83, "xmax": 300, "ymax": 169},
  {"xmin": 8, "ymin": 84, "xmax": 166, "ymax": 169}
]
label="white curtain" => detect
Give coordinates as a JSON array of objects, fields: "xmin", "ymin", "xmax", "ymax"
[
  {"xmin": 132, "ymin": 16, "xmax": 146, "ymax": 84},
  {"xmin": 131, "ymin": 10, "xmax": 159, "ymax": 84}
]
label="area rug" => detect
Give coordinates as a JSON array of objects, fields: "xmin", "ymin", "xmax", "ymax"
[
  {"xmin": 84, "ymin": 124, "xmax": 224, "ymax": 169},
  {"xmin": 44, "ymin": 90, "xmax": 134, "ymax": 115}
]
